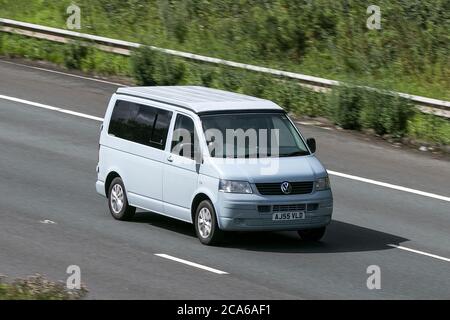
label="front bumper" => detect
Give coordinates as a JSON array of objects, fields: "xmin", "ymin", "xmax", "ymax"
[{"xmin": 215, "ymin": 190, "xmax": 333, "ymax": 231}]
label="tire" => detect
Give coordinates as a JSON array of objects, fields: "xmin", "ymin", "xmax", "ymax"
[
  {"xmin": 194, "ymin": 200, "xmax": 223, "ymax": 246},
  {"xmin": 298, "ymin": 227, "xmax": 326, "ymax": 242},
  {"xmin": 107, "ymin": 177, "xmax": 136, "ymax": 221}
]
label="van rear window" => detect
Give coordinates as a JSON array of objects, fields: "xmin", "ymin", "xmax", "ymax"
[{"xmin": 109, "ymin": 100, "xmax": 172, "ymax": 150}]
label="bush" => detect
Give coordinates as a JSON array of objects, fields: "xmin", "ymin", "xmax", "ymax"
[
  {"xmin": 234, "ymin": 73, "xmax": 327, "ymax": 117},
  {"xmin": 0, "ymin": 274, "xmax": 88, "ymax": 300},
  {"xmin": 331, "ymin": 84, "xmax": 414, "ymax": 136},
  {"xmin": 131, "ymin": 47, "xmax": 185, "ymax": 86},
  {"xmin": 216, "ymin": 68, "xmax": 243, "ymax": 91},
  {"xmin": 360, "ymin": 90, "xmax": 413, "ymax": 136},
  {"xmin": 198, "ymin": 66, "xmax": 217, "ymax": 87},
  {"xmin": 283, "ymin": 83, "xmax": 329, "ymax": 117},
  {"xmin": 64, "ymin": 42, "xmax": 89, "ymax": 70},
  {"xmin": 240, "ymin": 74, "xmax": 274, "ymax": 98},
  {"xmin": 330, "ymin": 85, "xmax": 365, "ymax": 130}
]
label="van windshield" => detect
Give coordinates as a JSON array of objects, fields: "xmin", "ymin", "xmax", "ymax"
[{"xmin": 200, "ymin": 112, "xmax": 310, "ymax": 158}]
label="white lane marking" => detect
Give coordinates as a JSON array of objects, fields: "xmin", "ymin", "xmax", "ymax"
[
  {"xmin": 39, "ymin": 219, "xmax": 57, "ymax": 224},
  {"xmin": 388, "ymin": 244, "xmax": 450, "ymax": 263},
  {"xmin": 0, "ymin": 60, "xmax": 126, "ymax": 86},
  {"xmin": 155, "ymin": 254, "xmax": 229, "ymax": 275},
  {"xmin": 328, "ymin": 170, "xmax": 450, "ymax": 203},
  {"xmin": 0, "ymin": 94, "xmax": 104, "ymax": 122},
  {"xmin": 1, "ymin": 93, "xmax": 449, "ymax": 203}
]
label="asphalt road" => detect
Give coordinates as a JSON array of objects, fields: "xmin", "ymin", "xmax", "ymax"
[{"xmin": 0, "ymin": 60, "xmax": 449, "ymax": 299}]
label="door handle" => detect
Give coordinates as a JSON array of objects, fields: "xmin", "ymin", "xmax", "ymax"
[{"xmin": 167, "ymin": 155, "xmax": 174, "ymax": 163}]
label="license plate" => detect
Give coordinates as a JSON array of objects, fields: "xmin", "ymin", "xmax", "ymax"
[{"xmin": 272, "ymin": 211, "xmax": 305, "ymax": 221}]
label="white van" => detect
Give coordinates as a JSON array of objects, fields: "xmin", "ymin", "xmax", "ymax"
[{"xmin": 96, "ymin": 86, "xmax": 333, "ymax": 245}]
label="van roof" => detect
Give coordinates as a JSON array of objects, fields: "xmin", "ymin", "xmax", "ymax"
[{"xmin": 116, "ymin": 86, "xmax": 283, "ymax": 114}]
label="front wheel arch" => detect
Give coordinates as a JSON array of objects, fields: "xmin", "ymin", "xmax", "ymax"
[{"xmin": 191, "ymin": 193, "xmax": 212, "ymax": 224}]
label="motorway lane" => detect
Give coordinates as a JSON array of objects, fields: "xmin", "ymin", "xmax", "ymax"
[
  {"xmin": 0, "ymin": 100, "xmax": 449, "ymax": 299},
  {"xmin": 0, "ymin": 60, "xmax": 449, "ymax": 299},
  {"xmin": 0, "ymin": 60, "xmax": 114, "ymax": 117}
]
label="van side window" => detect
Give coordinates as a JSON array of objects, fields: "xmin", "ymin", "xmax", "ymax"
[
  {"xmin": 151, "ymin": 109, "xmax": 172, "ymax": 149},
  {"xmin": 109, "ymin": 100, "xmax": 172, "ymax": 150},
  {"xmin": 133, "ymin": 105, "xmax": 157, "ymax": 146},
  {"xmin": 171, "ymin": 114, "xmax": 198, "ymax": 159},
  {"xmin": 108, "ymin": 100, "xmax": 139, "ymax": 142}
]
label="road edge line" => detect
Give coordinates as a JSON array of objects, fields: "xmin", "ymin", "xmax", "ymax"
[{"xmin": 328, "ymin": 170, "xmax": 450, "ymax": 203}]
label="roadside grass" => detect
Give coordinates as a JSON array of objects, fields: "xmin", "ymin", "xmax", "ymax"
[
  {"xmin": 407, "ymin": 113, "xmax": 450, "ymax": 146},
  {"xmin": 0, "ymin": 274, "xmax": 87, "ymax": 300},
  {"xmin": 0, "ymin": 34, "xmax": 131, "ymax": 76},
  {"xmin": 1, "ymin": 0, "xmax": 449, "ymax": 101}
]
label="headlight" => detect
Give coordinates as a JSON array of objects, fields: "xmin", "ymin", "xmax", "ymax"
[
  {"xmin": 219, "ymin": 180, "xmax": 253, "ymax": 194},
  {"xmin": 315, "ymin": 176, "xmax": 330, "ymax": 191}
]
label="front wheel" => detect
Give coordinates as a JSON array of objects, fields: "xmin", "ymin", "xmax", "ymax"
[
  {"xmin": 194, "ymin": 200, "xmax": 223, "ymax": 246},
  {"xmin": 298, "ymin": 227, "xmax": 326, "ymax": 241},
  {"xmin": 108, "ymin": 177, "xmax": 136, "ymax": 221}
]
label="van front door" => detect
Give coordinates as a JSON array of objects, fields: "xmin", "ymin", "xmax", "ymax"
[{"xmin": 163, "ymin": 113, "xmax": 200, "ymax": 222}]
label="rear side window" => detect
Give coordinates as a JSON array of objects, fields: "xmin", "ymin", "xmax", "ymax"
[
  {"xmin": 109, "ymin": 100, "xmax": 172, "ymax": 150},
  {"xmin": 151, "ymin": 110, "xmax": 172, "ymax": 148},
  {"xmin": 108, "ymin": 100, "xmax": 139, "ymax": 142}
]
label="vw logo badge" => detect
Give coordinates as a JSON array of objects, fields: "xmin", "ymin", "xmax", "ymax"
[{"xmin": 280, "ymin": 181, "xmax": 292, "ymax": 195}]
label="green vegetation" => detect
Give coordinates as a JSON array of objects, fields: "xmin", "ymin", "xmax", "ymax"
[
  {"xmin": 408, "ymin": 113, "xmax": 450, "ymax": 146},
  {"xmin": 0, "ymin": 1, "xmax": 449, "ymax": 147},
  {"xmin": 131, "ymin": 47, "xmax": 449, "ymax": 144},
  {"xmin": 0, "ymin": 274, "xmax": 87, "ymax": 300},
  {"xmin": 0, "ymin": 33, "xmax": 131, "ymax": 75},
  {"xmin": 130, "ymin": 47, "xmax": 330, "ymax": 117},
  {"xmin": 330, "ymin": 84, "xmax": 414, "ymax": 136},
  {"xmin": 1, "ymin": 0, "xmax": 449, "ymax": 99}
]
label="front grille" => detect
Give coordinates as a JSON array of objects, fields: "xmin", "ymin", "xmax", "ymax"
[
  {"xmin": 273, "ymin": 204, "xmax": 306, "ymax": 212},
  {"xmin": 245, "ymin": 215, "xmax": 329, "ymax": 227},
  {"xmin": 256, "ymin": 181, "xmax": 314, "ymax": 195}
]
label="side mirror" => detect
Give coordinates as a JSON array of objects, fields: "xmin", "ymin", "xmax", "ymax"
[{"xmin": 307, "ymin": 138, "xmax": 316, "ymax": 153}]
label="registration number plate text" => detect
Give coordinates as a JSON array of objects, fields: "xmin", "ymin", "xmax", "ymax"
[{"xmin": 272, "ymin": 211, "xmax": 305, "ymax": 221}]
